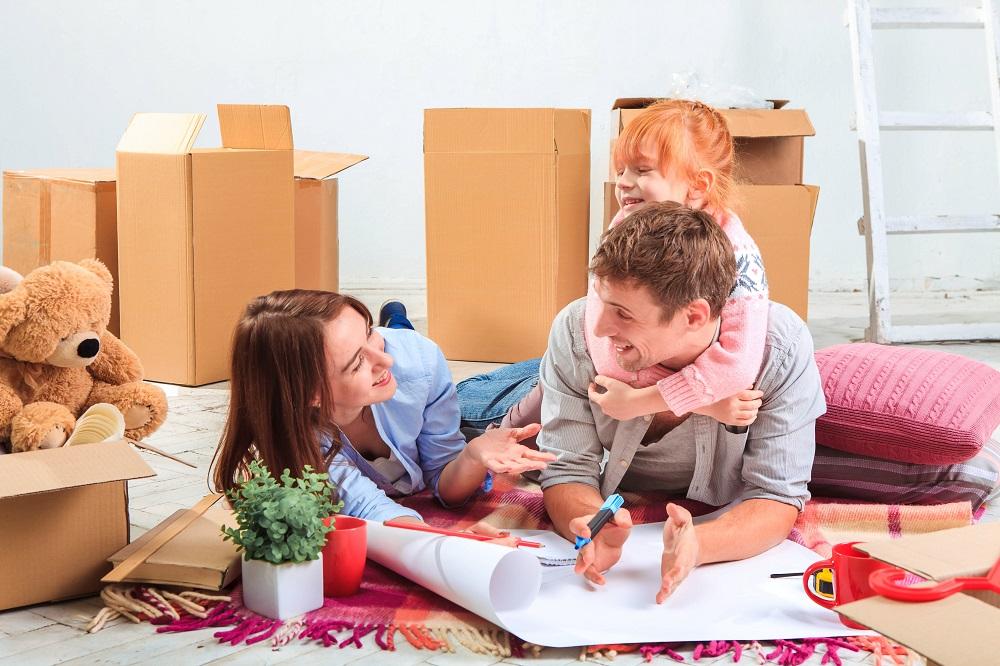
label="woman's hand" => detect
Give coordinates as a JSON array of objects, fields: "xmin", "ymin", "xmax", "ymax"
[{"xmin": 465, "ymin": 424, "xmax": 555, "ymax": 475}]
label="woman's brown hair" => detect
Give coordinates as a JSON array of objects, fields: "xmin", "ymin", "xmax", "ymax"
[{"xmin": 211, "ymin": 289, "xmax": 373, "ymax": 494}]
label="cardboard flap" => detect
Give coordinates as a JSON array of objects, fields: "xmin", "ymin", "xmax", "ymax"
[
  {"xmin": 838, "ymin": 594, "xmax": 1000, "ymax": 666},
  {"xmin": 858, "ymin": 523, "xmax": 1000, "ymax": 579},
  {"xmin": 4, "ymin": 168, "xmax": 115, "ymax": 183},
  {"xmin": 117, "ymin": 113, "xmax": 205, "ymax": 154},
  {"xmin": 294, "ymin": 150, "xmax": 368, "ymax": 180},
  {"xmin": 720, "ymin": 109, "xmax": 814, "ymax": 138},
  {"xmin": 110, "ymin": 507, "xmax": 238, "ymax": 570},
  {"xmin": 0, "ymin": 441, "xmax": 155, "ymax": 499},
  {"xmin": 218, "ymin": 104, "xmax": 293, "ymax": 150}
]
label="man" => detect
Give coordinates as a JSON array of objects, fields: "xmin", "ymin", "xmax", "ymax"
[{"xmin": 537, "ymin": 201, "xmax": 826, "ymax": 603}]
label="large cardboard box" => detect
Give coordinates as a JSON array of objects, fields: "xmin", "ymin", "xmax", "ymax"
[
  {"xmin": 606, "ymin": 98, "xmax": 819, "ymax": 320},
  {"xmin": 838, "ymin": 523, "xmax": 1000, "ymax": 666},
  {"xmin": 116, "ymin": 105, "xmax": 364, "ymax": 385},
  {"xmin": 2, "ymin": 169, "xmax": 121, "ymax": 335},
  {"xmin": 0, "ymin": 441, "xmax": 154, "ymax": 611},
  {"xmin": 425, "ymin": 108, "xmax": 591, "ymax": 362},
  {"xmin": 108, "ymin": 506, "xmax": 241, "ymax": 591}
]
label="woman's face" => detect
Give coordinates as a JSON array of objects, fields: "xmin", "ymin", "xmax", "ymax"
[{"xmin": 323, "ymin": 307, "xmax": 397, "ymax": 414}]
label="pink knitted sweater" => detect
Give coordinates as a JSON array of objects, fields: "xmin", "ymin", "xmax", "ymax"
[{"xmin": 584, "ymin": 208, "xmax": 769, "ymax": 415}]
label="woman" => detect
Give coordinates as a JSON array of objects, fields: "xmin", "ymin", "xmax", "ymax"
[{"xmin": 212, "ymin": 290, "xmax": 552, "ymax": 522}]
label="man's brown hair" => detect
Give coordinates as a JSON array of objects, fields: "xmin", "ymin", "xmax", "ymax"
[{"xmin": 590, "ymin": 202, "xmax": 737, "ymax": 319}]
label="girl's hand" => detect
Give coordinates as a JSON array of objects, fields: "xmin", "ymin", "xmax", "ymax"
[
  {"xmin": 588, "ymin": 376, "xmax": 663, "ymax": 420},
  {"xmin": 692, "ymin": 388, "xmax": 763, "ymax": 427},
  {"xmin": 466, "ymin": 424, "xmax": 555, "ymax": 475}
]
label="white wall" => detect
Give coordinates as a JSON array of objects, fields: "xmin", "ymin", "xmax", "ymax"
[{"xmin": 2, "ymin": 0, "xmax": 997, "ymax": 304}]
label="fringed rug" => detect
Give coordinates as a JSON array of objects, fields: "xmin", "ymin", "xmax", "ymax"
[{"xmin": 92, "ymin": 474, "xmax": 976, "ymax": 662}]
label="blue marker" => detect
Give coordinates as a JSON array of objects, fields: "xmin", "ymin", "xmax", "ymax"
[{"xmin": 574, "ymin": 493, "xmax": 625, "ymax": 550}]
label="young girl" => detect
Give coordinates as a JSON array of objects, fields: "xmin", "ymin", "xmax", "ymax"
[
  {"xmin": 461, "ymin": 99, "xmax": 766, "ymax": 430},
  {"xmin": 586, "ymin": 98, "xmax": 768, "ymax": 423},
  {"xmin": 212, "ymin": 290, "xmax": 554, "ymax": 523}
]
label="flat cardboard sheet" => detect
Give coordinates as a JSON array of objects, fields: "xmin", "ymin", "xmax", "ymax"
[{"xmin": 367, "ymin": 521, "xmax": 865, "ymax": 647}]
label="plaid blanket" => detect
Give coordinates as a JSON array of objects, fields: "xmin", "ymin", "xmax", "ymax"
[{"xmin": 129, "ymin": 474, "xmax": 975, "ymax": 660}]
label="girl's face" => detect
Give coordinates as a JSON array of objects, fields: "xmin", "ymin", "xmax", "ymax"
[
  {"xmin": 615, "ymin": 145, "xmax": 697, "ymax": 215},
  {"xmin": 323, "ymin": 307, "xmax": 397, "ymax": 414}
]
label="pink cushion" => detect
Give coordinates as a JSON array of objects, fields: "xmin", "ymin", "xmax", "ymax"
[{"xmin": 815, "ymin": 343, "xmax": 1000, "ymax": 464}]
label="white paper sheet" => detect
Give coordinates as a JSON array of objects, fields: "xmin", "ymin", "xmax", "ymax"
[{"xmin": 365, "ymin": 521, "xmax": 871, "ymax": 647}]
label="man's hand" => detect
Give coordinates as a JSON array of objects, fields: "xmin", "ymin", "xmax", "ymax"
[
  {"xmin": 657, "ymin": 503, "xmax": 700, "ymax": 603},
  {"xmin": 465, "ymin": 424, "xmax": 555, "ymax": 474},
  {"xmin": 588, "ymin": 376, "xmax": 664, "ymax": 421},
  {"xmin": 570, "ymin": 507, "xmax": 633, "ymax": 585},
  {"xmin": 692, "ymin": 388, "xmax": 763, "ymax": 427}
]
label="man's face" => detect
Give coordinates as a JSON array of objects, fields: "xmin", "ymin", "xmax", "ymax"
[{"xmin": 591, "ymin": 277, "xmax": 687, "ymax": 372}]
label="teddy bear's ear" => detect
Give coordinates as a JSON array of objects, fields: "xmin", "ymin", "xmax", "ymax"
[
  {"xmin": 78, "ymin": 259, "xmax": 113, "ymax": 289},
  {"xmin": 0, "ymin": 286, "xmax": 28, "ymax": 342},
  {"xmin": 0, "ymin": 266, "xmax": 24, "ymax": 295}
]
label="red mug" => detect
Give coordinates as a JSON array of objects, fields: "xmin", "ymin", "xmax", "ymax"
[
  {"xmin": 322, "ymin": 515, "xmax": 367, "ymax": 597},
  {"xmin": 802, "ymin": 541, "xmax": 890, "ymax": 629}
]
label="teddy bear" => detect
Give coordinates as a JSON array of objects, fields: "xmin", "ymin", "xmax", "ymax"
[{"xmin": 0, "ymin": 259, "xmax": 168, "ymax": 452}]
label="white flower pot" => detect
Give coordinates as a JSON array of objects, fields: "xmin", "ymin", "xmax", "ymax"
[{"xmin": 241, "ymin": 553, "xmax": 325, "ymax": 620}]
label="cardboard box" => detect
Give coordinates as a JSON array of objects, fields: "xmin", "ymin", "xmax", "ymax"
[
  {"xmin": 609, "ymin": 98, "xmax": 815, "ymax": 184},
  {"xmin": 838, "ymin": 523, "xmax": 1000, "ymax": 666},
  {"xmin": 116, "ymin": 105, "xmax": 365, "ymax": 385},
  {"xmin": 735, "ymin": 185, "xmax": 819, "ymax": 321},
  {"xmin": 2, "ymin": 169, "xmax": 121, "ymax": 335},
  {"xmin": 293, "ymin": 151, "xmax": 368, "ymax": 293},
  {"xmin": 0, "ymin": 441, "xmax": 154, "ymax": 611},
  {"xmin": 108, "ymin": 506, "xmax": 241, "ymax": 591},
  {"xmin": 424, "ymin": 108, "xmax": 591, "ymax": 362}
]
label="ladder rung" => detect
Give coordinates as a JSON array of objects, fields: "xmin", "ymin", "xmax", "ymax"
[
  {"xmin": 888, "ymin": 215, "xmax": 1000, "ymax": 234},
  {"xmin": 885, "ymin": 323, "xmax": 1000, "ymax": 344},
  {"xmin": 858, "ymin": 215, "xmax": 1000, "ymax": 235},
  {"xmin": 880, "ymin": 111, "xmax": 993, "ymax": 131},
  {"xmin": 871, "ymin": 7, "xmax": 983, "ymax": 29}
]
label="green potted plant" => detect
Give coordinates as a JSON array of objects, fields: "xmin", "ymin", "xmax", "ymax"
[{"xmin": 222, "ymin": 460, "xmax": 342, "ymax": 619}]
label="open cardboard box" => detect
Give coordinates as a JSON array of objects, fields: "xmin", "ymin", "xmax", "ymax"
[
  {"xmin": 605, "ymin": 98, "xmax": 818, "ymax": 320},
  {"xmin": 116, "ymin": 104, "xmax": 366, "ymax": 386},
  {"xmin": 0, "ymin": 440, "xmax": 154, "ymax": 611},
  {"xmin": 2, "ymin": 169, "xmax": 120, "ymax": 335},
  {"xmin": 838, "ymin": 523, "xmax": 1000, "ymax": 666}
]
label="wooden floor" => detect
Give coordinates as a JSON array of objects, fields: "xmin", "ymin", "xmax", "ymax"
[{"xmin": 2, "ymin": 290, "xmax": 999, "ymax": 665}]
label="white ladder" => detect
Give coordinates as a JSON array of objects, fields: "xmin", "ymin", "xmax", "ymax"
[{"xmin": 847, "ymin": 0, "xmax": 1000, "ymax": 343}]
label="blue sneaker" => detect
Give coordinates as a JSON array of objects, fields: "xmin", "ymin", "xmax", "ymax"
[{"xmin": 378, "ymin": 300, "xmax": 415, "ymax": 330}]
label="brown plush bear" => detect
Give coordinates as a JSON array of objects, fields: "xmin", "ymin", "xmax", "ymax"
[{"xmin": 0, "ymin": 259, "xmax": 167, "ymax": 452}]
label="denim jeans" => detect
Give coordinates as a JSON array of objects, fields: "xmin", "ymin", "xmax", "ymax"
[{"xmin": 456, "ymin": 358, "xmax": 541, "ymax": 430}]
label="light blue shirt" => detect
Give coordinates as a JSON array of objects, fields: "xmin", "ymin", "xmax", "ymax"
[{"xmin": 321, "ymin": 327, "xmax": 474, "ymax": 522}]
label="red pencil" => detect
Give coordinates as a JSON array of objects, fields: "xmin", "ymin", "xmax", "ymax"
[{"xmin": 383, "ymin": 519, "xmax": 543, "ymax": 549}]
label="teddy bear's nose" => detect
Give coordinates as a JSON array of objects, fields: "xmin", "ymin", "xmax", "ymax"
[{"xmin": 77, "ymin": 338, "xmax": 100, "ymax": 359}]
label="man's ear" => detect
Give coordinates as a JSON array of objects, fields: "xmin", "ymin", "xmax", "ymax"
[{"xmin": 684, "ymin": 299, "xmax": 713, "ymax": 330}]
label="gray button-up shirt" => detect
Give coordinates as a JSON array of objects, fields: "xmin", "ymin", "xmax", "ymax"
[{"xmin": 536, "ymin": 299, "xmax": 826, "ymax": 511}]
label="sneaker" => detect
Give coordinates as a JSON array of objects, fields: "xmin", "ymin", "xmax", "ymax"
[{"xmin": 378, "ymin": 300, "xmax": 409, "ymax": 329}]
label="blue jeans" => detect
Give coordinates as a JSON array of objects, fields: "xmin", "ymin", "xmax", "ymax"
[{"xmin": 456, "ymin": 358, "xmax": 541, "ymax": 430}]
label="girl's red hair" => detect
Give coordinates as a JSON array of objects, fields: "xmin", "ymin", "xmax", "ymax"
[{"xmin": 613, "ymin": 99, "xmax": 736, "ymax": 213}]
